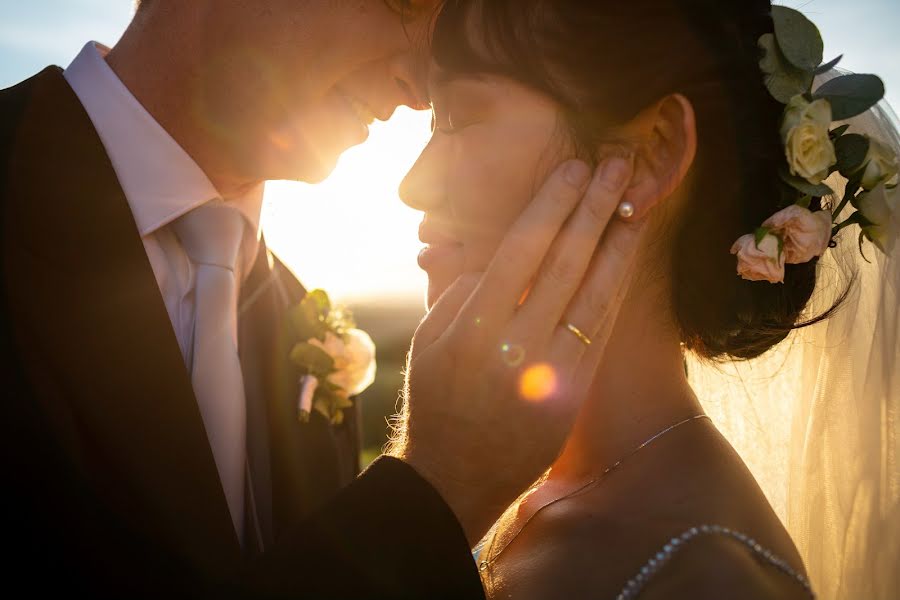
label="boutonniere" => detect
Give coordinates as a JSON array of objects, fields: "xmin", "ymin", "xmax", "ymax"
[{"xmin": 286, "ymin": 289, "xmax": 376, "ymax": 425}]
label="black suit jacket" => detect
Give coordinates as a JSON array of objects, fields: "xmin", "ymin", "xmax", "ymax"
[{"xmin": 0, "ymin": 67, "xmax": 483, "ymax": 599}]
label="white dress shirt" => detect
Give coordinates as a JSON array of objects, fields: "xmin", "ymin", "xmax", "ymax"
[
  {"xmin": 64, "ymin": 42, "xmax": 263, "ymax": 362},
  {"xmin": 64, "ymin": 42, "xmax": 263, "ymax": 535}
]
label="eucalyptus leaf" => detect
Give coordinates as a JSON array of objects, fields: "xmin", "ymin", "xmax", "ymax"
[
  {"xmin": 779, "ymin": 167, "xmax": 834, "ymax": 197},
  {"xmin": 772, "ymin": 6, "xmax": 824, "ymax": 71},
  {"xmin": 829, "ymin": 124, "xmax": 851, "ymax": 139},
  {"xmin": 287, "ymin": 301, "xmax": 327, "ymax": 341},
  {"xmin": 289, "ymin": 342, "xmax": 335, "ymax": 377},
  {"xmin": 313, "ymin": 397, "xmax": 332, "ymax": 421},
  {"xmin": 815, "ymin": 55, "xmax": 843, "ymax": 75},
  {"xmin": 303, "ymin": 289, "xmax": 332, "ymax": 318},
  {"xmin": 834, "ymin": 133, "xmax": 870, "ymax": 176},
  {"xmin": 814, "ymin": 74, "xmax": 885, "ymax": 120},
  {"xmin": 758, "ymin": 33, "xmax": 814, "ymax": 103},
  {"xmin": 795, "ymin": 195, "xmax": 812, "ymax": 209}
]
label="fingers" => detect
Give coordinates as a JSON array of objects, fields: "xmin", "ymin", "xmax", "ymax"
[
  {"xmin": 413, "ymin": 273, "xmax": 482, "ymax": 352},
  {"xmin": 454, "ymin": 160, "xmax": 592, "ymax": 336},
  {"xmin": 514, "ymin": 156, "xmax": 634, "ymax": 342},
  {"xmin": 551, "ymin": 215, "xmax": 648, "ymax": 363}
]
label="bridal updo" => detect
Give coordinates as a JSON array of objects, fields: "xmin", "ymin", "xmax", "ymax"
[{"xmin": 431, "ymin": 0, "xmax": 831, "ymax": 360}]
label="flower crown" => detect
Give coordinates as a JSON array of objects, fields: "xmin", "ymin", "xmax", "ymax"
[{"xmin": 731, "ymin": 6, "xmax": 899, "ymax": 283}]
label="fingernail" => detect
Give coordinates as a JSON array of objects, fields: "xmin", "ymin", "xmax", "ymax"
[
  {"xmin": 565, "ymin": 160, "xmax": 591, "ymax": 187},
  {"xmin": 600, "ymin": 157, "xmax": 630, "ymax": 188}
]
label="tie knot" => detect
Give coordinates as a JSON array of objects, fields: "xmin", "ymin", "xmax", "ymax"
[{"xmin": 173, "ymin": 203, "xmax": 245, "ymax": 270}]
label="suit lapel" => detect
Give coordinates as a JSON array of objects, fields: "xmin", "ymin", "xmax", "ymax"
[
  {"xmin": 238, "ymin": 245, "xmax": 361, "ymax": 543},
  {"xmin": 2, "ymin": 68, "xmax": 239, "ymax": 567},
  {"xmin": 238, "ymin": 239, "xmax": 284, "ymax": 550}
]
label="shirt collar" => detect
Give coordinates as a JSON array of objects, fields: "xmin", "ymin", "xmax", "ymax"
[{"xmin": 63, "ymin": 42, "xmax": 262, "ymax": 236}]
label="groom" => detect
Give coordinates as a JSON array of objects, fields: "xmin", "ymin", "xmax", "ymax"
[{"xmin": 0, "ymin": 2, "xmax": 627, "ymax": 598}]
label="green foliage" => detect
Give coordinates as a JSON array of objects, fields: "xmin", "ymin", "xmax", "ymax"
[
  {"xmin": 759, "ymin": 33, "xmax": 814, "ymax": 103},
  {"xmin": 287, "ymin": 292, "xmax": 330, "ymax": 342},
  {"xmin": 834, "ymin": 134, "xmax": 871, "ymax": 176},
  {"xmin": 313, "ymin": 386, "xmax": 355, "ymax": 425},
  {"xmin": 305, "ymin": 289, "xmax": 332, "ymax": 319},
  {"xmin": 289, "ymin": 342, "xmax": 335, "ymax": 377},
  {"xmin": 772, "ymin": 6, "xmax": 824, "ymax": 71},
  {"xmin": 754, "ymin": 227, "xmax": 771, "ymax": 247},
  {"xmin": 814, "ymin": 74, "xmax": 886, "ymax": 120},
  {"xmin": 779, "ymin": 167, "xmax": 834, "ymax": 197},
  {"xmin": 815, "ymin": 55, "xmax": 843, "ymax": 75},
  {"xmin": 830, "ymin": 124, "xmax": 851, "ymax": 139}
]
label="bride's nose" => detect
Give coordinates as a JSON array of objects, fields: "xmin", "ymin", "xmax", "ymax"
[{"xmin": 399, "ymin": 140, "xmax": 444, "ymax": 211}]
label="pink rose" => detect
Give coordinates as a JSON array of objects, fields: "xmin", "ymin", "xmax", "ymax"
[
  {"xmin": 731, "ymin": 233, "xmax": 785, "ymax": 283},
  {"xmin": 763, "ymin": 205, "xmax": 833, "ymax": 264}
]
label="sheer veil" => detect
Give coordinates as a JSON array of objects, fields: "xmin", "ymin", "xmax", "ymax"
[{"xmin": 687, "ymin": 72, "xmax": 900, "ymax": 599}]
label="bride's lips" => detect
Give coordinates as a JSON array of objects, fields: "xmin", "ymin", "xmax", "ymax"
[{"xmin": 418, "ymin": 220, "xmax": 464, "ymax": 272}]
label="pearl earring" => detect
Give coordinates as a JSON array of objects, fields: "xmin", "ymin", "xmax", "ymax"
[{"xmin": 617, "ymin": 201, "xmax": 635, "ymax": 219}]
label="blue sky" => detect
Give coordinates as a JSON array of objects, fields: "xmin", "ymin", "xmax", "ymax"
[{"xmin": 1, "ymin": 1, "xmax": 898, "ymax": 105}]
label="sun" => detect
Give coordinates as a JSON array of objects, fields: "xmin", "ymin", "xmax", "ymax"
[{"xmin": 261, "ymin": 107, "xmax": 433, "ymax": 303}]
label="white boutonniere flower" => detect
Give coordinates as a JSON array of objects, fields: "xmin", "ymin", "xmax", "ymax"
[{"xmin": 287, "ymin": 290, "xmax": 376, "ymax": 425}]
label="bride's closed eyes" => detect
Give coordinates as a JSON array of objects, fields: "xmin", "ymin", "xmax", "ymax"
[{"xmin": 429, "ymin": 77, "xmax": 494, "ymax": 135}]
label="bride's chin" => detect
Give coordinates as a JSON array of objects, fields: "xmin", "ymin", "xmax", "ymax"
[{"xmin": 424, "ymin": 272, "xmax": 461, "ymax": 311}]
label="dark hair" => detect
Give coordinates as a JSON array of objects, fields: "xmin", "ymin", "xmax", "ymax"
[{"xmin": 431, "ymin": 0, "xmax": 839, "ymax": 360}]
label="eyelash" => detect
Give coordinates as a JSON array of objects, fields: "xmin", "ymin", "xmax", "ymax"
[{"xmin": 432, "ymin": 111, "xmax": 469, "ymax": 136}]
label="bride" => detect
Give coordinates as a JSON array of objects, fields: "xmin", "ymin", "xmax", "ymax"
[{"xmin": 396, "ymin": 0, "xmax": 899, "ymax": 598}]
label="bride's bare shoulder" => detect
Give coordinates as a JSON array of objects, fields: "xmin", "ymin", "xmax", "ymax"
[{"xmin": 487, "ymin": 502, "xmax": 678, "ymax": 598}]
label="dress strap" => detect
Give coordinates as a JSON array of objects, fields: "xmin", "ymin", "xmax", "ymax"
[{"xmin": 615, "ymin": 524, "xmax": 815, "ymax": 600}]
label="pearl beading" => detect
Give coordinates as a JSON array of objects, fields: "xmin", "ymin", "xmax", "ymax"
[{"xmin": 615, "ymin": 524, "xmax": 816, "ymax": 599}]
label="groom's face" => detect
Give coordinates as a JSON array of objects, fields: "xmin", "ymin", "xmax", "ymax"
[{"xmin": 196, "ymin": 1, "xmax": 435, "ymax": 184}]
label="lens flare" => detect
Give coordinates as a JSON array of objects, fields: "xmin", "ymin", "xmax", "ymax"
[
  {"xmin": 519, "ymin": 363, "xmax": 558, "ymax": 403},
  {"xmin": 500, "ymin": 342, "xmax": 526, "ymax": 367}
]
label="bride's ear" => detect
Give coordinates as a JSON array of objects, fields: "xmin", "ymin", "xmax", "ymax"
[{"xmin": 613, "ymin": 94, "xmax": 697, "ymax": 219}]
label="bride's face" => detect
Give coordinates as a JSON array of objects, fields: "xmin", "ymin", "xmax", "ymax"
[{"xmin": 400, "ymin": 72, "xmax": 569, "ymax": 308}]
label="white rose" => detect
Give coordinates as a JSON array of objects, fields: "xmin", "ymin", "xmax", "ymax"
[
  {"xmin": 857, "ymin": 137, "xmax": 899, "ymax": 191},
  {"xmin": 780, "ymin": 95, "xmax": 837, "ymax": 185},
  {"xmin": 856, "ymin": 183, "xmax": 899, "ymax": 255},
  {"xmin": 310, "ymin": 329, "xmax": 377, "ymax": 396}
]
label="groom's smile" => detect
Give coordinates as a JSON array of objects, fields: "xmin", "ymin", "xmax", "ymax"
[{"xmin": 106, "ymin": 1, "xmax": 436, "ymax": 192}]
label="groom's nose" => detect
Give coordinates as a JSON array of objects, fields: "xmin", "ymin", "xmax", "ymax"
[{"xmin": 386, "ymin": 49, "xmax": 430, "ymax": 112}]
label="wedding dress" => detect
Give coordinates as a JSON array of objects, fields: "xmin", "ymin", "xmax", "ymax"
[{"xmin": 686, "ymin": 84, "xmax": 900, "ymax": 599}]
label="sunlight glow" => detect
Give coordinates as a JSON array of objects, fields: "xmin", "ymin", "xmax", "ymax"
[
  {"xmin": 519, "ymin": 363, "xmax": 558, "ymax": 403},
  {"xmin": 261, "ymin": 107, "xmax": 433, "ymax": 303}
]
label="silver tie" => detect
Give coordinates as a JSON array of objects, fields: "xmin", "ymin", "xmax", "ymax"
[{"xmin": 173, "ymin": 203, "xmax": 247, "ymax": 545}]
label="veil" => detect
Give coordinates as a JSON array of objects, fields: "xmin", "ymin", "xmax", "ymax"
[{"xmin": 687, "ymin": 74, "xmax": 900, "ymax": 600}]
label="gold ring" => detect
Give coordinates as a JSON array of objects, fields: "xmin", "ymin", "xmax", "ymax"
[{"xmin": 565, "ymin": 323, "xmax": 592, "ymax": 346}]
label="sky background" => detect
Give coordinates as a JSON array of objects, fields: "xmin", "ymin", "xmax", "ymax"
[{"xmin": 2, "ymin": 0, "xmax": 898, "ymax": 302}]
